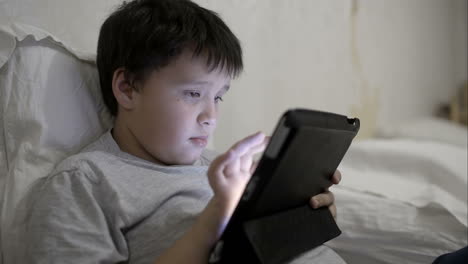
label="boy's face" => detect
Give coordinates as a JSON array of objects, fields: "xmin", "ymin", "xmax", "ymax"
[{"xmin": 124, "ymin": 49, "xmax": 230, "ymax": 165}]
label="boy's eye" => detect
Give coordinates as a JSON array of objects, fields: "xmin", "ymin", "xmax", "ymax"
[
  {"xmin": 185, "ymin": 91, "xmax": 201, "ymax": 98},
  {"xmin": 215, "ymin": 96, "xmax": 224, "ymax": 103}
]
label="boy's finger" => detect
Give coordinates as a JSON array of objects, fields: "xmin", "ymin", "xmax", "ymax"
[
  {"xmin": 247, "ymin": 139, "xmax": 268, "ymax": 156},
  {"xmin": 230, "ymin": 132, "xmax": 265, "ymax": 157},
  {"xmin": 310, "ymin": 191, "xmax": 335, "ymax": 209},
  {"xmin": 239, "ymin": 154, "xmax": 253, "ymax": 173},
  {"xmin": 331, "ymin": 170, "xmax": 342, "ymax": 184},
  {"xmin": 250, "ymin": 160, "xmax": 259, "ymax": 174},
  {"xmin": 239, "ymin": 138, "xmax": 268, "ymax": 172},
  {"xmin": 239, "ymin": 140, "xmax": 265, "ymax": 171},
  {"xmin": 244, "ymin": 134, "xmax": 269, "ymax": 156},
  {"xmin": 329, "ymin": 204, "xmax": 337, "ymax": 219},
  {"xmin": 209, "ymin": 149, "xmax": 236, "ymax": 176},
  {"xmin": 223, "ymin": 156, "xmax": 241, "ymax": 177},
  {"xmin": 211, "ymin": 132, "xmax": 265, "ymax": 177}
]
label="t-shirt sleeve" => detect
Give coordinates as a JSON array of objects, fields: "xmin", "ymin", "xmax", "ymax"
[{"xmin": 17, "ymin": 169, "xmax": 128, "ymax": 263}]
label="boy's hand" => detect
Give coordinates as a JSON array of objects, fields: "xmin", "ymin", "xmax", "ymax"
[
  {"xmin": 309, "ymin": 170, "xmax": 342, "ymax": 219},
  {"xmin": 207, "ymin": 132, "xmax": 268, "ymax": 220}
]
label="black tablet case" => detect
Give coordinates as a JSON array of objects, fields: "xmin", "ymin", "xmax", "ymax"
[{"xmin": 209, "ymin": 109, "xmax": 360, "ymax": 264}]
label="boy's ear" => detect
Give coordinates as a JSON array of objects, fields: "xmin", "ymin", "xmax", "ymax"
[{"xmin": 112, "ymin": 68, "xmax": 137, "ymax": 111}]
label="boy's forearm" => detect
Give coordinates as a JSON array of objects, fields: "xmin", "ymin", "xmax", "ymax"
[{"xmin": 153, "ymin": 198, "xmax": 228, "ymax": 264}]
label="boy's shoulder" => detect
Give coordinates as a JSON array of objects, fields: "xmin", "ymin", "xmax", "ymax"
[{"xmin": 52, "ymin": 131, "xmax": 118, "ymax": 176}]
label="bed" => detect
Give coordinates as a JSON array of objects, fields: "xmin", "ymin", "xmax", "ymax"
[
  {"xmin": 328, "ymin": 134, "xmax": 467, "ymax": 263},
  {"xmin": 0, "ymin": 24, "xmax": 466, "ymax": 264}
]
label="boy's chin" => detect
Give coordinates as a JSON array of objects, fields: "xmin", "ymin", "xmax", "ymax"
[
  {"xmin": 173, "ymin": 149, "xmax": 204, "ymax": 165},
  {"xmin": 173, "ymin": 157, "xmax": 200, "ymax": 166}
]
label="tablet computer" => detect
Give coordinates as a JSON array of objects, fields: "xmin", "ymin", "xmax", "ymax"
[{"xmin": 209, "ymin": 108, "xmax": 360, "ymax": 264}]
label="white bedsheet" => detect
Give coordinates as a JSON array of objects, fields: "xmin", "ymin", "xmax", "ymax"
[
  {"xmin": 339, "ymin": 138, "xmax": 467, "ymax": 227},
  {"xmin": 328, "ymin": 186, "xmax": 467, "ymax": 264},
  {"xmin": 327, "ymin": 137, "xmax": 468, "ymax": 264}
]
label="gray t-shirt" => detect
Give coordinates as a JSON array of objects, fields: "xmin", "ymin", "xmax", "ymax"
[{"xmin": 14, "ymin": 131, "xmax": 345, "ymax": 264}]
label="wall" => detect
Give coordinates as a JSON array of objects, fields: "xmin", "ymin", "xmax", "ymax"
[
  {"xmin": 0, "ymin": 0, "xmax": 466, "ymax": 151},
  {"xmin": 455, "ymin": 0, "xmax": 468, "ymax": 89}
]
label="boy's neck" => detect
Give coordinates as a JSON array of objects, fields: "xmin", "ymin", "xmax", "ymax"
[{"xmin": 111, "ymin": 116, "xmax": 168, "ymax": 166}]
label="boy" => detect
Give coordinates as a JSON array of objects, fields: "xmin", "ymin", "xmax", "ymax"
[{"xmin": 16, "ymin": 0, "xmax": 344, "ymax": 263}]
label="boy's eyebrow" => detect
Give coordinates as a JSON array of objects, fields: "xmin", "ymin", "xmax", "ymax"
[{"xmin": 181, "ymin": 81, "xmax": 230, "ymax": 91}]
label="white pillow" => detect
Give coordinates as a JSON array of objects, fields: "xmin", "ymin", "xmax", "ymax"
[
  {"xmin": 0, "ymin": 27, "xmax": 16, "ymax": 206},
  {"xmin": 377, "ymin": 117, "xmax": 468, "ymax": 148},
  {"xmin": 0, "ymin": 24, "xmax": 112, "ymax": 261}
]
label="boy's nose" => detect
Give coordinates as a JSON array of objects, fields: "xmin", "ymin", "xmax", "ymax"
[{"xmin": 198, "ymin": 104, "xmax": 217, "ymax": 127}]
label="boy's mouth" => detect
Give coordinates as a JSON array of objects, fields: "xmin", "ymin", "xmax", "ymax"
[{"xmin": 189, "ymin": 136, "xmax": 208, "ymax": 147}]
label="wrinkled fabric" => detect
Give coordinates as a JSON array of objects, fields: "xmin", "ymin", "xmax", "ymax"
[
  {"xmin": 339, "ymin": 138, "xmax": 467, "ymax": 226},
  {"xmin": 0, "ymin": 25, "xmax": 110, "ymax": 264}
]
